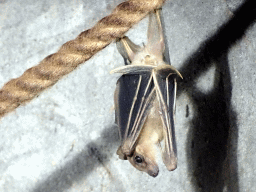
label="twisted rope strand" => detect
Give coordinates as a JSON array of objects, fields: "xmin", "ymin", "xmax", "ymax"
[{"xmin": 0, "ymin": 0, "xmax": 166, "ymax": 118}]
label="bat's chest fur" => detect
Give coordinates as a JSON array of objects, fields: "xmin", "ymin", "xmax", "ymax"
[{"xmin": 137, "ymin": 98, "xmax": 164, "ymax": 146}]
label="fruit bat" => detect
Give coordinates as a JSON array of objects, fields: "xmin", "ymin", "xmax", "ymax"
[{"xmin": 111, "ymin": 9, "xmax": 182, "ymax": 177}]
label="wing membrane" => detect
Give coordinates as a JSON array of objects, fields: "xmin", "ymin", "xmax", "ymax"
[
  {"xmin": 114, "ymin": 72, "xmax": 155, "ymax": 156},
  {"xmin": 153, "ymin": 69, "xmax": 178, "ymax": 171}
]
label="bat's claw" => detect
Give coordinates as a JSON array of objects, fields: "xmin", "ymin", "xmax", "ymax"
[{"xmin": 155, "ymin": 64, "xmax": 183, "ymax": 79}]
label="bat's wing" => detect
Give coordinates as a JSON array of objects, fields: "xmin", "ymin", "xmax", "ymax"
[
  {"xmin": 147, "ymin": 9, "xmax": 181, "ymax": 171},
  {"xmin": 114, "ymin": 33, "xmax": 155, "ymax": 158},
  {"xmin": 153, "ymin": 66, "xmax": 179, "ymax": 171},
  {"xmin": 114, "ymin": 70, "xmax": 155, "ymax": 157}
]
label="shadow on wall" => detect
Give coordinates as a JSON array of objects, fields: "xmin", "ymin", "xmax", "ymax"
[
  {"xmin": 178, "ymin": 0, "xmax": 256, "ymax": 191},
  {"xmin": 32, "ymin": 125, "xmax": 126, "ymax": 192},
  {"xmin": 32, "ymin": 0, "xmax": 256, "ymax": 191},
  {"xmin": 182, "ymin": 53, "xmax": 239, "ymax": 192}
]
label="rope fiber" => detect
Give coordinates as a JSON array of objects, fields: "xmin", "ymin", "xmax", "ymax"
[{"xmin": 0, "ymin": 0, "xmax": 166, "ymax": 118}]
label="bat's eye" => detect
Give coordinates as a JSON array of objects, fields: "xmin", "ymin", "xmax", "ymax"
[{"xmin": 134, "ymin": 156, "xmax": 143, "ymax": 163}]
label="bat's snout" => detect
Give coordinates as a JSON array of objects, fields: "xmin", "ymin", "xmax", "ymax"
[{"xmin": 147, "ymin": 166, "xmax": 159, "ymax": 177}]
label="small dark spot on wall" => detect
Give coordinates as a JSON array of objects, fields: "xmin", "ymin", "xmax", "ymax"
[{"xmin": 186, "ymin": 104, "xmax": 189, "ymax": 117}]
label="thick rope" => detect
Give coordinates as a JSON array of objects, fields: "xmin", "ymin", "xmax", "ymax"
[{"xmin": 0, "ymin": 0, "xmax": 166, "ymax": 118}]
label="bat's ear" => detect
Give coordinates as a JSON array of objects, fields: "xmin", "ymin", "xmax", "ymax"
[
  {"xmin": 116, "ymin": 36, "xmax": 141, "ymax": 63},
  {"xmin": 146, "ymin": 9, "xmax": 165, "ymax": 58}
]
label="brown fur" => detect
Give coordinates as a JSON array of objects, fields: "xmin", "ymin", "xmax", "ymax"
[{"xmin": 127, "ymin": 100, "xmax": 164, "ymax": 177}]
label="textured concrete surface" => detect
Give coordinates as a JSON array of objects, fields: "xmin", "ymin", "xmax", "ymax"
[{"xmin": 0, "ymin": 0, "xmax": 255, "ymax": 191}]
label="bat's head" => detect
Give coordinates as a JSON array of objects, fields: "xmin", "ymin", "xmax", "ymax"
[{"xmin": 127, "ymin": 145, "xmax": 159, "ymax": 177}]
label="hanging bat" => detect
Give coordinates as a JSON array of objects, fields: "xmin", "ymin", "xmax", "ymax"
[{"xmin": 111, "ymin": 9, "xmax": 182, "ymax": 177}]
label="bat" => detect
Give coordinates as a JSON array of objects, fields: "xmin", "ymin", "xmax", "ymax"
[{"xmin": 111, "ymin": 9, "xmax": 182, "ymax": 177}]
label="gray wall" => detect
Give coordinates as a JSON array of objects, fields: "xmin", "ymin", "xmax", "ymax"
[{"xmin": 0, "ymin": 0, "xmax": 255, "ymax": 191}]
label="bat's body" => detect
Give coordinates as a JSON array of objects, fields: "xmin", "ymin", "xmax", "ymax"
[
  {"xmin": 112, "ymin": 9, "xmax": 182, "ymax": 177},
  {"xmin": 129, "ymin": 99, "xmax": 164, "ymax": 177}
]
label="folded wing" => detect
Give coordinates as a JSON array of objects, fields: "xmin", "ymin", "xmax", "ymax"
[
  {"xmin": 153, "ymin": 67, "xmax": 178, "ymax": 171},
  {"xmin": 114, "ymin": 72, "xmax": 155, "ymax": 156}
]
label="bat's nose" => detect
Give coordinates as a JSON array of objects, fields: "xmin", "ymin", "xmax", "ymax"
[{"xmin": 148, "ymin": 167, "xmax": 159, "ymax": 177}]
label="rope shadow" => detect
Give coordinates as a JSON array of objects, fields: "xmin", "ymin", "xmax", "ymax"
[
  {"xmin": 177, "ymin": 0, "xmax": 255, "ymax": 191},
  {"xmin": 31, "ymin": 0, "xmax": 255, "ymax": 191}
]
